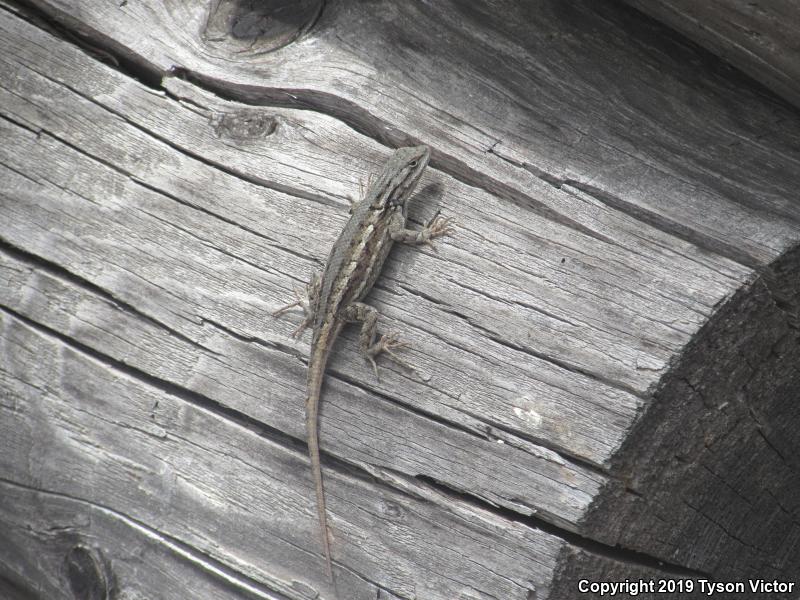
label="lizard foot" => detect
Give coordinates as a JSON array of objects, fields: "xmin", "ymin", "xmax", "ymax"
[
  {"xmin": 421, "ymin": 210, "xmax": 457, "ymax": 250},
  {"xmin": 273, "ymin": 274, "xmax": 320, "ymax": 338},
  {"xmin": 366, "ymin": 332, "xmax": 415, "ymax": 381}
]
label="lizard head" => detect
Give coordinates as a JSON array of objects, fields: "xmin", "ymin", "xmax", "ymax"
[{"xmin": 383, "ymin": 145, "xmax": 431, "ymax": 211}]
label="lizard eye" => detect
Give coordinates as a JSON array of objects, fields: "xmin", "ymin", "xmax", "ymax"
[{"xmin": 409, "ymin": 160, "xmax": 418, "ymax": 167}]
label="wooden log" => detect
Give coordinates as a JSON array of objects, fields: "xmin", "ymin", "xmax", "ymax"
[
  {"xmin": 619, "ymin": 0, "xmax": 800, "ymax": 111},
  {"xmin": 1, "ymin": 0, "xmax": 799, "ymax": 597}
]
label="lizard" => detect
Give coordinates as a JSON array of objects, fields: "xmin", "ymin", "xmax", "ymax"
[{"xmin": 273, "ymin": 144, "xmax": 454, "ymax": 582}]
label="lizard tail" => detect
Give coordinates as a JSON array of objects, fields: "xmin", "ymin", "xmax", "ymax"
[{"xmin": 306, "ymin": 337, "xmax": 336, "ymax": 581}]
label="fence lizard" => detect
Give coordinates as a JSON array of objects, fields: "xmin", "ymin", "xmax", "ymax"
[{"xmin": 274, "ymin": 145, "xmax": 454, "ymax": 582}]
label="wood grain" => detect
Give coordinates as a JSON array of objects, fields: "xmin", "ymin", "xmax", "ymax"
[
  {"xmin": 620, "ymin": 0, "xmax": 800, "ymax": 110},
  {"xmin": 1, "ymin": 311, "xmax": 562, "ymax": 598},
  {"xmin": 2, "ymin": 0, "xmax": 800, "ymax": 597}
]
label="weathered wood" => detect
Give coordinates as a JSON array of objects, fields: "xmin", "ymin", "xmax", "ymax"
[
  {"xmin": 1, "ymin": 0, "xmax": 800, "ymax": 597},
  {"xmin": 0, "ymin": 481, "xmax": 287, "ymax": 600},
  {"xmin": 25, "ymin": 0, "xmax": 800, "ymax": 265},
  {"xmin": 1, "ymin": 310, "xmax": 560, "ymax": 598},
  {"xmin": 0, "ymin": 16, "xmax": 616, "ymax": 532},
  {"xmin": 0, "ymin": 575, "xmax": 37, "ymax": 600},
  {"xmin": 619, "ymin": 0, "xmax": 800, "ymax": 110},
  {"xmin": 582, "ymin": 256, "xmax": 800, "ymax": 577}
]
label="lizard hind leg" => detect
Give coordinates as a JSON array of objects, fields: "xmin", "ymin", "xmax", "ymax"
[
  {"xmin": 273, "ymin": 271, "xmax": 321, "ymax": 338},
  {"xmin": 343, "ymin": 302, "xmax": 416, "ymax": 381}
]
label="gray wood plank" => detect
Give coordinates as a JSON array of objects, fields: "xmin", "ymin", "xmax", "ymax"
[
  {"xmin": 0, "ymin": 9, "xmax": 631, "ymax": 529},
  {"xmin": 0, "ymin": 247, "xmax": 603, "ymax": 531},
  {"xmin": 2, "ymin": 0, "xmax": 800, "ymax": 596},
  {"xmin": 0, "ymin": 310, "xmax": 559, "ymax": 599},
  {"xmin": 25, "ymin": 0, "xmax": 800, "ymax": 265},
  {"xmin": 0, "ymin": 482, "xmax": 292, "ymax": 600},
  {"xmin": 620, "ymin": 0, "xmax": 800, "ymax": 110}
]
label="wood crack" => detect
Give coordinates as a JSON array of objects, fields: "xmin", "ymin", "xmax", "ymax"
[
  {"xmin": 174, "ymin": 67, "xmax": 624, "ymax": 252},
  {"xmin": 0, "ymin": 477, "xmax": 292, "ymax": 600},
  {"xmin": 0, "ymin": 304, "xmax": 305, "ymax": 453},
  {"xmin": 413, "ymin": 474, "xmax": 712, "ymax": 580},
  {"xmin": 563, "ymin": 181, "xmax": 764, "ymax": 269},
  {"xmin": 9, "ymin": 0, "xmax": 771, "ymax": 277},
  {"xmin": 1, "ymin": 305, "xmax": 590, "ymax": 542},
  {"xmin": 0, "ymin": 240, "xmax": 220, "ymax": 357}
]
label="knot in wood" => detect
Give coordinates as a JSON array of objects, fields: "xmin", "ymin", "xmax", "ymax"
[{"xmin": 64, "ymin": 545, "xmax": 113, "ymax": 600}]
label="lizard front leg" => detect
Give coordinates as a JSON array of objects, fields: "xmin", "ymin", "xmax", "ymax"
[
  {"xmin": 389, "ymin": 210, "xmax": 456, "ymax": 249},
  {"xmin": 272, "ymin": 271, "xmax": 321, "ymax": 337},
  {"xmin": 342, "ymin": 302, "xmax": 414, "ymax": 380}
]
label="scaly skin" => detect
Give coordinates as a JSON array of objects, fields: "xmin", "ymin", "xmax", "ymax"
[{"xmin": 274, "ymin": 145, "xmax": 454, "ymax": 584}]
